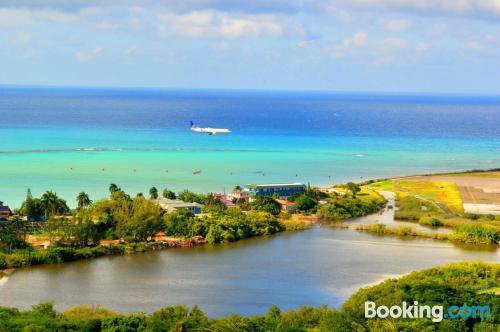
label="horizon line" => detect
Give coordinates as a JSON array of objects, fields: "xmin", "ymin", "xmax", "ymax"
[{"xmin": 1, "ymin": 83, "xmax": 500, "ymax": 98}]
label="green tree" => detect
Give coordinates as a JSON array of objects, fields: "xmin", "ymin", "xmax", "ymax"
[
  {"xmin": 109, "ymin": 183, "xmax": 120, "ymax": 195},
  {"xmin": 163, "ymin": 209, "xmax": 196, "ymax": 238},
  {"xmin": 178, "ymin": 190, "xmax": 204, "ymax": 203},
  {"xmin": 40, "ymin": 191, "xmax": 69, "ymax": 219},
  {"xmin": 0, "ymin": 216, "xmax": 29, "ymax": 253},
  {"xmin": 19, "ymin": 188, "xmax": 43, "ymax": 221},
  {"xmin": 295, "ymin": 194, "xmax": 318, "ymax": 212},
  {"xmin": 162, "ymin": 188, "xmax": 176, "ymax": 199},
  {"xmin": 64, "ymin": 210, "xmax": 101, "ymax": 248},
  {"xmin": 346, "ymin": 182, "xmax": 361, "ymax": 198},
  {"xmin": 250, "ymin": 196, "xmax": 281, "ymax": 216},
  {"xmin": 115, "ymin": 196, "xmax": 163, "ymax": 242},
  {"xmin": 76, "ymin": 192, "xmax": 92, "ymax": 210},
  {"xmin": 149, "ymin": 187, "xmax": 159, "ymax": 200}
]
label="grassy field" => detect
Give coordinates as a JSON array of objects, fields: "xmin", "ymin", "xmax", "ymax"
[
  {"xmin": 357, "ymin": 187, "xmax": 386, "ymax": 201},
  {"xmin": 365, "ymin": 179, "xmax": 394, "ymax": 191},
  {"xmin": 430, "ymin": 170, "xmax": 500, "ymax": 178},
  {"xmin": 395, "ymin": 179, "xmax": 464, "ymax": 213}
]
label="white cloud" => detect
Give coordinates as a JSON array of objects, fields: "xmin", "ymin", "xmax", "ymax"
[
  {"xmin": 375, "ymin": 37, "xmax": 409, "ymax": 54},
  {"xmin": 212, "ymin": 41, "xmax": 230, "ymax": 50},
  {"xmin": 484, "ymin": 34, "xmax": 497, "ymax": 42},
  {"xmin": 11, "ymin": 32, "xmax": 33, "ymax": 45},
  {"xmin": 0, "ymin": 8, "xmax": 76, "ymax": 27},
  {"xmin": 464, "ymin": 41, "xmax": 484, "ymax": 51},
  {"xmin": 1, "ymin": 0, "xmax": 500, "ymax": 22},
  {"xmin": 75, "ymin": 47, "xmax": 103, "ymax": 62},
  {"xmin": 330, "ymin": 31, "xmax": 367, "ymax": 58},
  {"xmin": 158, "ymin": 11, "xmax": 284, "ymax": 38},
  {"xmin": 345, "ymin": 31, "xmax": 367, "ymax": 47},
  {"xmin": 339, "ymin": 0, "xmax": 500, "ymax": 20},
  {"xmin": 373, "ymin": 55, "xmax": 395, "ymax": 65},
  {"xmin": 382, "ymin": 18, "xmax": 411, "ymax": 32},
  {"xmin": 415, "ymin": 42, "xmax": 430, "ymax": 51},
  {"xmin": 96, "ymin": 21, "xmax": 121, "ymax": 30},
  {"xmin": 0, "ymin": 9, "xmax": 34, "ymax": 27}
]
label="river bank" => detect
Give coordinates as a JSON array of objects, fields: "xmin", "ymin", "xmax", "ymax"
[{"xmin": 0, "ymin": 235, "xmax": 208, "ymax": 277}]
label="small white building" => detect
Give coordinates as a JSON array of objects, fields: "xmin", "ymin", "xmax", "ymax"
[{"xmin": 157, "ymin": 198, "xmax": 203, "ymax": 214}]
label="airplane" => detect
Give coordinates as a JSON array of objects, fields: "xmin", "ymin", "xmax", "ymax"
[{"xmin": 190, "ymin": 121, "xmax": 231, "ymax": 135}]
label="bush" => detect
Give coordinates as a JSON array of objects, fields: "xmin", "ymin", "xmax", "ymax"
[
  {"xmin": 0, "ymin": 253, "xmax": 7, "ymax": 269},
  {"xmin": 318, "ymin": 196, "xmax": 385, "ymax": 221},
  {"xmin": 394, "ymin": 210, "xmax": 421, "ymax": 221},
  {"xmin": 295, "ymin": 195, "xmax": 317, "ymax": 212},
  {"xmin": 419, "ymin": 216, "xmax": 443, "ymax": 227},
  {"xmin": 452, "ymin": 224, "xmax": 500, "ymax": 244},
  {"xmin": 5, "ymin": 252, "xmax": 30, "ymax": 268}
]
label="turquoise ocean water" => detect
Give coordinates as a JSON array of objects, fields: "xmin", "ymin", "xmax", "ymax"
[{"xmin": 1, "ymin": 87, "xmax": 499, "ymax": 208}]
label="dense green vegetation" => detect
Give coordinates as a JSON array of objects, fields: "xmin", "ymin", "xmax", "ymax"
[
  {"xmin": 0, "ymin": 183, "xmax": 387, "ymax": 270},
  {"xmin": 164, "ymin": 208, "xmax": 283, "ymax": 244},
  {"xmin": 0, "ymin": 261, "xmax": 497, "ymax": 331},
  {"xmin": 318, "ymin": 195, "xmax": 386, "ymax": 221},
  {"xmin": 453, "ymin": 224, "xmax": 500, "ymax": 244}
]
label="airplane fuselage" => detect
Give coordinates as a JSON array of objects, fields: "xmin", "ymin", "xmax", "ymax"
[{"xmin": 190, "ymin": 122, "xmax": 231, "ymax": 135}]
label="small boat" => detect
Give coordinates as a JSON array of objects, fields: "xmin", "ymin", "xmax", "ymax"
[{"xmin": 193, "ymin": 169, "xmax": 202, "ymax": 175}]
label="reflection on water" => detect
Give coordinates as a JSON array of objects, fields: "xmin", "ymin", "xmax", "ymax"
[{"xmin": 0, "ymin": 226, "xmax": 497, "ymax": 317}]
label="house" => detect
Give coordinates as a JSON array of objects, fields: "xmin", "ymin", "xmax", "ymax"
[
  {"xmin": 276, "ymin": 199, "xmax": 296, "ymax": 212},
  {"xmin": 212, "ymin": 194, "xmax": 236, "ymax": 207},
  {"xmin": 157, "ymin": 198, "xmax": 203, "ymax": 215},
  {"xmin": 0, "ymin": 201, "xmax": 13, "ymax": 218},
  {"xmin": 243, "ymin": 183, "xmax": 306, "ymax": 198},
  {"xmin": 226, "ymin": 191, "xmax": 249, "ymax": 202}
]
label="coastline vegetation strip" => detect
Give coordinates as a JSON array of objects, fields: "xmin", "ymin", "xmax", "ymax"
[
  {"xmin": 0, "ymin": 182, "xmax": 386, "ymax": 272},
  {"xmin": 354, "ymin": 223, "xmax": 500, "ymax": 245},
  {"xmin": 0, "ymin": 261, "xmax": 497, "ymax": 331}
]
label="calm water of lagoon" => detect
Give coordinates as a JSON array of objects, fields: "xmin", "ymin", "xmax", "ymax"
[{"xmin": 0, "ymin": 226, "xmax": 497, "ymax": 317}]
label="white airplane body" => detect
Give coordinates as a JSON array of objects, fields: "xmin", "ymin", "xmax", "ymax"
[{"xmin": 190, "ymin": 121, "xmax": 231, "ymax": 135}]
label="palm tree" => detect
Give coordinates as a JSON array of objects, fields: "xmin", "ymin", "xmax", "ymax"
[
  {"xmin": 41, "ymin": 191, "xmax": 68, "ymax": 219},
  {"xmin": 149, "ymin": 187, "xmax": 158, "ymax": 200},
  {"xmin": 76, "ymin": 192, "xmax": 92, "ymax": 210},
  {"xmin": 109, "ymin": 183, "xmax": 119, "ymax": 195}
]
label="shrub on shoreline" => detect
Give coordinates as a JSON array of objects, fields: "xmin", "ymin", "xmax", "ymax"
[
  {"xmin": 418, "ymin": 216, "xmax": 443, "ymax": 227},
  {"xmin": 0, "ymin": 244, "xmax": 125, "ymax": 269},
  {"xmin": 452, "ymin": 224, "xmax": 500, "ymax": 245}
]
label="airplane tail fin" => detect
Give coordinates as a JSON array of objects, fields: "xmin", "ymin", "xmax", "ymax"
[{"xmin": 190, "ymin": 121, "xmax": 195, "ymax": 128}]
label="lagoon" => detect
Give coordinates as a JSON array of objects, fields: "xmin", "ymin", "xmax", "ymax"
[{"xmin": 0, "ymin": 225, "xmax": 497, "ymax": 317}]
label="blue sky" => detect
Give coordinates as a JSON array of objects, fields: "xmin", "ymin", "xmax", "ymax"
[{"xmin": 0, "ymin": 0, "xmax": 499, "ymax": 94}]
